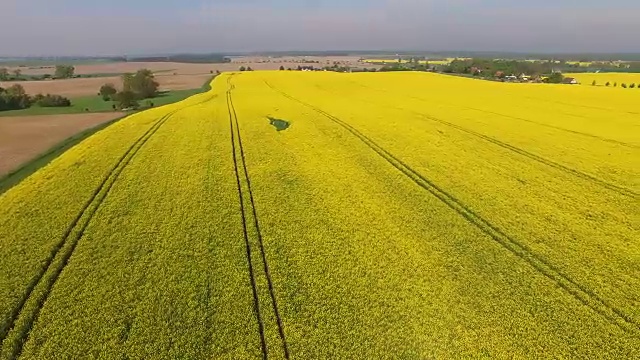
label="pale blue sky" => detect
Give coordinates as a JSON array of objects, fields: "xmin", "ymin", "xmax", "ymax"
[{"xmin": 1, "ymin": 0, "xmax": 638, "ymax": 56}]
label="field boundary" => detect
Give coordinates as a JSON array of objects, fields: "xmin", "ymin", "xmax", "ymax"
[
  {"xmin": 0, "ymin": 114, "xmax": 128, "ymax": 196},
  {"xmin": 264, "ymin": 80, "xmax": 639, "ymax": 334},
  {"xmin": 227, "ymin": 76, "xmax": 290, "ymax": 359}
]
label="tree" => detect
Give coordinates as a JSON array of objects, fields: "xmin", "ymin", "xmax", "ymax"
[
  {"xmin": 55, "ymin": 65, "xmax": 75, "ymax": 79},
  {"xmin": 592, "ymin": 80, "xmax": 597, "ymax": 86},
  {"xmin": 114, "ymin": 90, "xmax": 138, "ymax": 109},
  {"xmin": 246, "ymin": 66, "xmax": 253, "ymax": 71},
  {"xmin": 614, "ymin": 82, "xmax": 617, "ymax": 87},
  {"xmin": 0, "ymin": 84, "xmax": 30, "ymax": 110},
  {"xmin": 35, "ymin": 94, "xmax": 71, "ymax": 107},
  {"xmin": 606, "ymin": 82, "xmax": 610, "ymax": 87},
  {"xmin": 621, "ymin": 83, "xmax": 627, "ymax": 88},
  {"xmin": 0, "ymin": 68, "xmax": 8, "ymax": 81},
  {"xmin": 99, "ymin": 83, "xmax": 117, "ymax": 101},
  {"xmin": 122, "ymin": 69, "xmax": 159, "ymax": 99},
  {"xmin": 239, "ymin": 66, "xmax": 246, "ymax": 72},
  {"xmin": 547, "ymin": 72, "xmax": 564, "ymax": 84},
  {"xmin": 279, "ymin": 66, "xmax": 285, "ymax": 71},
  {"xmin": 630, "ymin": 83, "xmax": 636, "ymax": 88},
  {"xmin": 12, "ymin": 69, "xmax": 21, "ymax": 79}
]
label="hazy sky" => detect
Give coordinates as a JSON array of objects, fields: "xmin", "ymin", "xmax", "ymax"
[{"xmin": 1, "ymin": 0, "xmax": 638, "ymax": 56}]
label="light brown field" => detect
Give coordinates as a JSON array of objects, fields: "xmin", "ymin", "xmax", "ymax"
[
  {"xmin": 0, "ymin": 73, "xmax": 212, "ymax": 97},
  {"xmin": 2, "ymin": 58, "xmax": 375, "ymax": 97},
  {"xmin": 0, "ymin": 112, "xmax": 123, "ymax": 176}
]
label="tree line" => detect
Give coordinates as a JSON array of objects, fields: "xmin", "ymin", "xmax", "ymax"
[
  {"xmin": 0, "ymin": 84, "xmax": 71, "ymax": 111},
  {"xmin": 0, "ymin": 65, "xmax": 75, "ymax": 81}
]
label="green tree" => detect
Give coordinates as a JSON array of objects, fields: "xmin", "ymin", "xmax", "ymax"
[
  {"xmin": 547, "ymin": 72, "xmax": 564, "ymax": 84},
  {"xmin": 114, "ymin": 90, "xmax": 138, "ymax": 109},
  {"xmin": 279, "ymin": 66, "xmax": 285, "ymax": 71},
  {"xmin": 246, "ymin": 66, "xmax": 253, "ymax": 71},
  {"xmin": 12, "ymin": 69, "xmax": 21, "ymax": 79},
  {"xmin": 606, "ymin": 81, "xmax": 610, "ymax": 87},
  {"xmin": 0, "ymin": 68, "xmax": 8, "ymax": 81},
  {"xmin": 99, "ymin": 83, "xmax": 117, "ymax": 101},
  {"xmin": 239, "ymin": 66, "xmax": 246, "ymax": 71},
  {"xmin": 621, "ymin": 83, "xmax": 627, "ymax": 88},
  {"xmin": 122, "ymin": 69, "xmax": 159, "ymax": 99},
  {"xmin": 55, "ymin": 65, "xmax": 75, "ymax": 79},
  {"xmin": 35, "ymin": 94, "xmax": 71, "ymax": 107},
  {"xmin": 0, "ymin": 84, "xmax": 30, "ymax": 110},
  {"xmin": 630, "ymin": 83, "xmax": 636, "ymax": 88},
  {"xmin": 591, "ymin": 80, "xmax": 597, "ymax": 86},
  {"xmin": 614, "ymin": 82, "xmax": 617, "ymax": 87}
]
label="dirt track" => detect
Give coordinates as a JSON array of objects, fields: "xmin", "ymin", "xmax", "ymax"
[{"xmin": 0, "ymin": 113, "xmax": 123, "ymax": 176}]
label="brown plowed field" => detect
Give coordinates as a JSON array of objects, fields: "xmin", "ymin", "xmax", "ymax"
[{"xmin": 0, "ymin": 112, "xmax": 123, "ymax": 176}]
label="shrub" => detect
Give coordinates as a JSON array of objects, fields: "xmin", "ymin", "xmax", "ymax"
[
  {"xmin": 605, "ymin": 82, "xmax": 610, "ymax": 87},
  {"xmin": 630, "ymin": 83, "xmax": 636, "ymax": 88},
  {"xmin": 35, "ymin": 94, "xmax": 71, "ymax": 107},
  {"xmin": 99, "ymin": 83, "xmax": 117, "ymax": 101},
  {"xmin": 621, "ymin": 83, "xmax": 627, "ymax": 88}
]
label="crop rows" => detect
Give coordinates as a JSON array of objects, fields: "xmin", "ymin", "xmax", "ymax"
[
  {"xmin": 263, "ymin": 80, "xmax": 637, "ymax": 333},
  {"xmin": 0, "ymin": 72, "xmax": 637, "ymax": 358},
  {"xmin": 226, "ymin": 76, "xmax": 289, "ymax": 359}
]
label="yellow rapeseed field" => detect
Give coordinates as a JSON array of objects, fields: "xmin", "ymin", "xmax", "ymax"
[
  {"xmin": 571, "ymin": 72, "xmax": 640, "ymax": 87},
  {"xmin": 0, "ymin": 71, "xmax": 638, "ymax": 358}
]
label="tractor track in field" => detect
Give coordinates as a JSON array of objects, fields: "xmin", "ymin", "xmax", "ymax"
[
  {"xmin": 411, "ymin": 112, "xmax": 638, "ymax": 198},
  {"xmin": 318, "ymin": 85, "xmax": 637, "ymax": 198},
  {"xmin": 264, "ymin": 81, "xmax": 639, "ymax": 334},
  {"xmin": 349, "ymin": 80, "xmax": 638, "ymax": 149},
  {"xmin": 0, "ymin": 96, "xmax": 214, "ymax": 359},
  {"xmin": 227, "ymin": 77, "xmax": 290, "ymax": 360},
  {"xmin": 315, "ymin": 82, "xmax": 636, "ymax": 198}
]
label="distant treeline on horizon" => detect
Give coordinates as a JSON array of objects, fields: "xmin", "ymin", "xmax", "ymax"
[{"xmin": 2, "ymin": 51, "xmax": 640, "ymax": 64}]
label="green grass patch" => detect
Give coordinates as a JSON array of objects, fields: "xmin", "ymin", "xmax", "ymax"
[{"xmin": 0, "ymin": 89, "xmax": 209, "ymax": 117}]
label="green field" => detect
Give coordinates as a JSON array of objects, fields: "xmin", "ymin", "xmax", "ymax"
[
  {"xmin": 0, "ymin": 89, "xmax": 205, "ymax": 117},
  {"xmin": 0, "ymin": 72, "xmax": 637, "ymax": 358}
]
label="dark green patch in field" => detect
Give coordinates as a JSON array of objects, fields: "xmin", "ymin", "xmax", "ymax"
[{"xmin": 268, "ymin": 117, "xmax": 291, "ymax": 132}]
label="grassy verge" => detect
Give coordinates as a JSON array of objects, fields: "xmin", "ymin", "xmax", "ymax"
[{"xmin": 0, "ymin": 76, "xmax": 215, "ymax": 195}]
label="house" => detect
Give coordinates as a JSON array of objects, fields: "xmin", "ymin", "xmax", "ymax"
[
  {"xmin": 504, "ymin": 75, "xmax": 518, "ymax": 82},
  {"xmin": 563, "ymin": 77, "xmax": 578, "ymax": 85}
]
